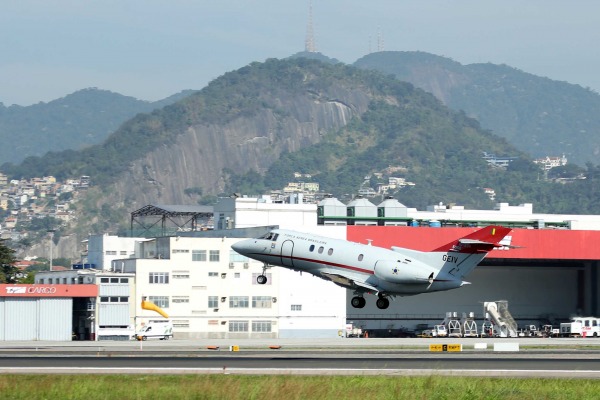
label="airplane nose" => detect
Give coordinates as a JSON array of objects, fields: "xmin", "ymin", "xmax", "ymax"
[{"xmin": 231, "ymin": 240, "xmax": 246, "ymax": 254}]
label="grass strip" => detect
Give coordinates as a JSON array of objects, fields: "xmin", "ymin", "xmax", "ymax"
[{"xmin": 1, "ymin": 374, "xmax": 599, "ymax": 399}]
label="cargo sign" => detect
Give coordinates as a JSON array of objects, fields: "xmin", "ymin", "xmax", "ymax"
[
  {"xmin": 1, "ymin": 284, "xmax": 98, "ymax": 297},
  {"xmin": 429, "ymin": 344, "xmax": 462, "ymax": 352}
]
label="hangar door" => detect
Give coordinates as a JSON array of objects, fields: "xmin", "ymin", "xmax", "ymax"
[{"xmin": 0, "ymin": 298, "xmax": 72, "ymax": 341}]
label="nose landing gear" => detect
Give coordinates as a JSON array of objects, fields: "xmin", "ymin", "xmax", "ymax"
[{"xmin": 256, "ymin": 263, "xmax": 270, "ymax": 284}]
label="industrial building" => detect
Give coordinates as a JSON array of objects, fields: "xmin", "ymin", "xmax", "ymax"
[{"xmin": 1, "ymin": 195, "xmax": 597, "ymax": 340}]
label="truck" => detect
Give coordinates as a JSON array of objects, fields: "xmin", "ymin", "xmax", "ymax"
[
  {"xmin": 135, "ymin": 320, "xmax": 173, "ymax": 341},
  {"xmin": 560, "ymin": 317, "xmax": 600, "ymax": 338}
]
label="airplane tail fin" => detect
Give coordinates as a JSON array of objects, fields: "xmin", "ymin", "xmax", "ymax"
[
  {"xmin": 432, "ymin": 225, "xmax": 512, "ymax": 281},
  {"xmin": 432, "ymin": 225, "xmax": 512, "ymax": 253}
]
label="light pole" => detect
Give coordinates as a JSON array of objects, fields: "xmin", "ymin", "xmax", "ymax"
[{"xmin": 47, "ymin": 230, "xmax": 55, "ymax": 271}]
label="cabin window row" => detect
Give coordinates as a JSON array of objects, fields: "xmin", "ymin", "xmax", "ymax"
[
  {"xmin": 308, "ymin": 244, "xmax": 364, "ymax": 261},
  {"xmin": 308, "ymin": 245, "xmax": 334, "ymax": 255}
]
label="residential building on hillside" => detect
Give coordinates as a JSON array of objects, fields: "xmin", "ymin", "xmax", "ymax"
[{"xmin": 533, "ymin": 154, "xmax": 568, "ymax": 170}]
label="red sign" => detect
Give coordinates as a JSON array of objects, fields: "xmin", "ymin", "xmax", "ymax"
[{"xmin": 0, "ymin": 284, "xmax": 98, "ymax": 298}]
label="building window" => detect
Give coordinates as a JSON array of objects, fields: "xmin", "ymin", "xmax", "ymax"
[
  {"xmin": 100, "ymin": 278, "xmax": 109, "ymax": 283},
  {"xmin": 172, "ymin": 320, "xmax": 190, "ymax": 328},
  {"xmin": 192, "ymin": 250, "xmax": 207, "ymax": 261},
  {"xmin": 208, "ymin": 296, "xmax": 219, "ymax": 308},
  {"xmin": 120, "ymin": 251, "xmax": 127, "ymax": 255},
  {"xmin": 105, "ymin": 251, "xmax": 117, "ymax": 255},
  {"xmin": 252, "ymin": 321, "xmax": 272, "ymax": 332},
  {"xmin": 209, "ymin": 250, "xmax": 220, "ymax": 262},
  {"xmin": 291, "ymin": 304, "xmax": 302, "ymax": 311},
  {"xmin": 100, "ymin": 297, "xmax": 128, "ymax": 303},
  {"xmin": 229, "ymin": 296, "xmax": 249, "ymax": 308},
  {"xmin": 252, "ymin": 296, "xmax": 272, "ymax": 308},
  {"xmin": 148, "ymin": 296, "xmax": 169, "ymax": 308},
  {"xmin": 172, "ymin": 249, "xmax": 189, "ymax": 253},
  {"xmin": 173, "ymin": 274, "xmax": 190, "ymax": 279},
  {"xmin": 110, "ymin": 278, "xmax": 119, "ymax": 283},
  {"xmin": 229, "ymin": 320, "xmax": 249, "ymax": 332},
  {"xmin": 229, "ymin": 250, "xmax": 249, "ymax": 262},
  {"xmin": 120, "ymin": 278, "xmax": 128, "ymax": 283},
  {"xmin": 149, "ymin": 272, "xmax": 169, "ymax": 284},
  {"xmin": 234, "ymin": 272, "xmax": 241, "ymax": 278},
  {"xmin": 172, "ymin": 296, "xmax": 190, "ymax": 303},
  {"xmin": 208, "ymin": 272, "xmax": 218, "ymax": 277}
]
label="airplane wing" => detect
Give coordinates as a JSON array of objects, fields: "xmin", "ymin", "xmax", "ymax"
[{"xmin": 320, "ymin": 272, "xmax": 379, "ymax": 293}]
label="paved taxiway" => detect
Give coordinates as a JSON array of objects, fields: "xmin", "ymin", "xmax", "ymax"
[{"xmin": 1, "ymin": 337, "xmax": 599, "ymax": 378}]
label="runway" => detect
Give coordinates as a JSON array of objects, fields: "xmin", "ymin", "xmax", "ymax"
[{"xmin": 1, "ymin": 338, "xmax": 599, "ymax": 378}]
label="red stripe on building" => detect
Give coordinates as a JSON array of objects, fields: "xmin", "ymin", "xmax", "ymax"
[
  {"xmin": 0, "ymin": 284, "xmax": 98, "ymax": 297},
  {"xmin": 347, "ymin": 226, "xmax": 600, "ymax": 260}
]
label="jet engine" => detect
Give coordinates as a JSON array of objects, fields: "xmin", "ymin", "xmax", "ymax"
[{"xmin": 374, "ymin": 260, "xmax": 434, "ymax": 284}]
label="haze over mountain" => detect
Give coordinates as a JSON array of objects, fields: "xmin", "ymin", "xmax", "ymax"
[
  {"xmin": 4, "ymin": 51, "xmax": 599, "ymax": 171},
  {"xmin": 5, "ymin": 58, "xmax": 600, "ymax": 260},
  {"xmin": 0, "ymin": 88, "xmax": 194, "ymax": 165},
  {"xmin": 354, "ymin": 51, "xmax": 600, "ymax": 166}
]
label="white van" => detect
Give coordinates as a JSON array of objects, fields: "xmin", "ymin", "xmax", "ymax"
[{"xmin": 135, "ymin": 320, "xmax": 173, "ymax": 341}]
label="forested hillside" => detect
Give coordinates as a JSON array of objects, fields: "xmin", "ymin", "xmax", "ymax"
[
  {"xmin": 4, "ymin": 57, "xmax": 600, "ymax": 254},
  {"xmin": 0, "ymin": 88, "xmax": 194, "ymax": 165},
  {"xmin": 354, "ymin": 51, "xmax": 600, "ymax": 166}
]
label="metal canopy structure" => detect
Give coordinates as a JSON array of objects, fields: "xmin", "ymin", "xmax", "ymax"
[{"xmin": 130, "ymin": 204, "xmax": 214, "ymax": 237}]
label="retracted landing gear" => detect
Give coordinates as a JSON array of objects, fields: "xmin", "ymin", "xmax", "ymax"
[
  {"xmin": 350, "ymin": 296, "xmax": 366, "ymax": 309},
  {"xmin": 376, "ymin": 293, "xmax": 390, "ymax": 310},
  {"xmin": 256, "ymin": 263, "xmax": 270, "ymax": 285}
]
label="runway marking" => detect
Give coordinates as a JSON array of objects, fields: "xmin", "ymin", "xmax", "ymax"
[{"xmin": 2, "ymin": 367, "xmax": 599, "ymax": 378}]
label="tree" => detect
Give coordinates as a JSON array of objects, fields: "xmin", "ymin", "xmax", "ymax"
[{"xmin": 0, "ymin": 239, "xmax": 18, "ymax": 283}]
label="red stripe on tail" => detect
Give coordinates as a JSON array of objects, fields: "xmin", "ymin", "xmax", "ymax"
[{"xmin": 432, "ymin": 225, "xmax": 512, "ymax": 253}]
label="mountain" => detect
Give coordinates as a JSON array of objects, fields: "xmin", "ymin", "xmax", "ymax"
[
  {"xmin": 3, "ymin": 58, "xmax": 524, "ymax": 203},
  {"xmin": 0, "ymin": 88, "xmax": 195, "ymax": 165},
  {"xmin": 354, "ymin": 51, "xmax": 600, "ymax": 166},
  {"xmin": 5, "ymin": 57, "xmax": 600, "ymax": 261}
]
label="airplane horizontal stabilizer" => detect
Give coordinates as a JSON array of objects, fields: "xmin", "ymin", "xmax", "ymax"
[{"xmin": 433, "ymin": 225, "xmax": 512, "ymax": 253}]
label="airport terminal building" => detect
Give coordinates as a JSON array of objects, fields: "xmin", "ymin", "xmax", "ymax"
[{"xmin": 4, "ymin": 196, "xmax": 599, "ymax": 340}]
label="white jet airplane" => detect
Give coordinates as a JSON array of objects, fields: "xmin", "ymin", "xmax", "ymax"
[{"xmin": 231, "ymin": 225, "xmax": 512, "ymax": 309}]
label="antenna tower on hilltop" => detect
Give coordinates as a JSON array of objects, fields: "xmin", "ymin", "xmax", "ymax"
[
  {"xmin": 377, "ymin": 26, "xmax": 385, "ymax": 52},
  {"xmin": 305, "ymin": 0, "xmax": 317, "ymax": 52}
]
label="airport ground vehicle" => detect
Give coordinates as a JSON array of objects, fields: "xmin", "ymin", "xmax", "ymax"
[
  {"xmin": 560, "ymin": 317, "xmax": 600, "ymax": 337},
  {"xmin": 135, "ymin": 320, "xmax": 173, "ymax": 340}
]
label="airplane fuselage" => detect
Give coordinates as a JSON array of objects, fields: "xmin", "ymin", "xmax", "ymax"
[{"xmin": 232, "ymin": 229, "xmax": 466, "ymax": 296}]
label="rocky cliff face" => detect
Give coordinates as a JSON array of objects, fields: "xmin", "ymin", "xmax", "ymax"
[{"xmin": 110, "ymin": 85, "xmax": 373, "ymax": 206}]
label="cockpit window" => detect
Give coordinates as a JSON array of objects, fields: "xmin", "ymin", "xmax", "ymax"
[{"xmin": 258, "ymin": 232, "xmax": 278, "ymax": 241}]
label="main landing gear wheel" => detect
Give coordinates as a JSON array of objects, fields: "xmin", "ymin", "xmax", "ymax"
[
  {"xmin": 376, "ymin": 297, "xmax": 390, "ymax": 310},
  {"xmin": 351, "ymin": 296, "xmax": 366, "ymax": 308}
]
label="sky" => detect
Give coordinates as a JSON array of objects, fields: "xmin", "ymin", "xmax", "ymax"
[{"xmin": 2, "ymin": 0, "xmax": 600, "ymax": 106}]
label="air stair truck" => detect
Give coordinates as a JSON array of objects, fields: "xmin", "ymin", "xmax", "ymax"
[
  {"xmin": 482, "ymin": 301, "xmax": 518, "ymax": 338},
  {"xmin": 136, "ymin": 298, "xmax": 173, "ymax": 341}
]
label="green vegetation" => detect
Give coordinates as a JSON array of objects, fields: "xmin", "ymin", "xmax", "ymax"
[
  {"xmin": 0, "ymin": 88, "xmax": 194, "ymax": 166},
  {"xmin": 0, "ymin": 375, "xmax": 597, "ymax": 399},
  {"xmin": 6, "ymin": 57, "xmax": 600, "ymax": 244},
  {"xmin": 0, "ymin": 239, "xmax": 17, "ymax": 283},
  {"xmin": 354, "ymin": 51, "xmax": 600, "ymax": 166}
]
